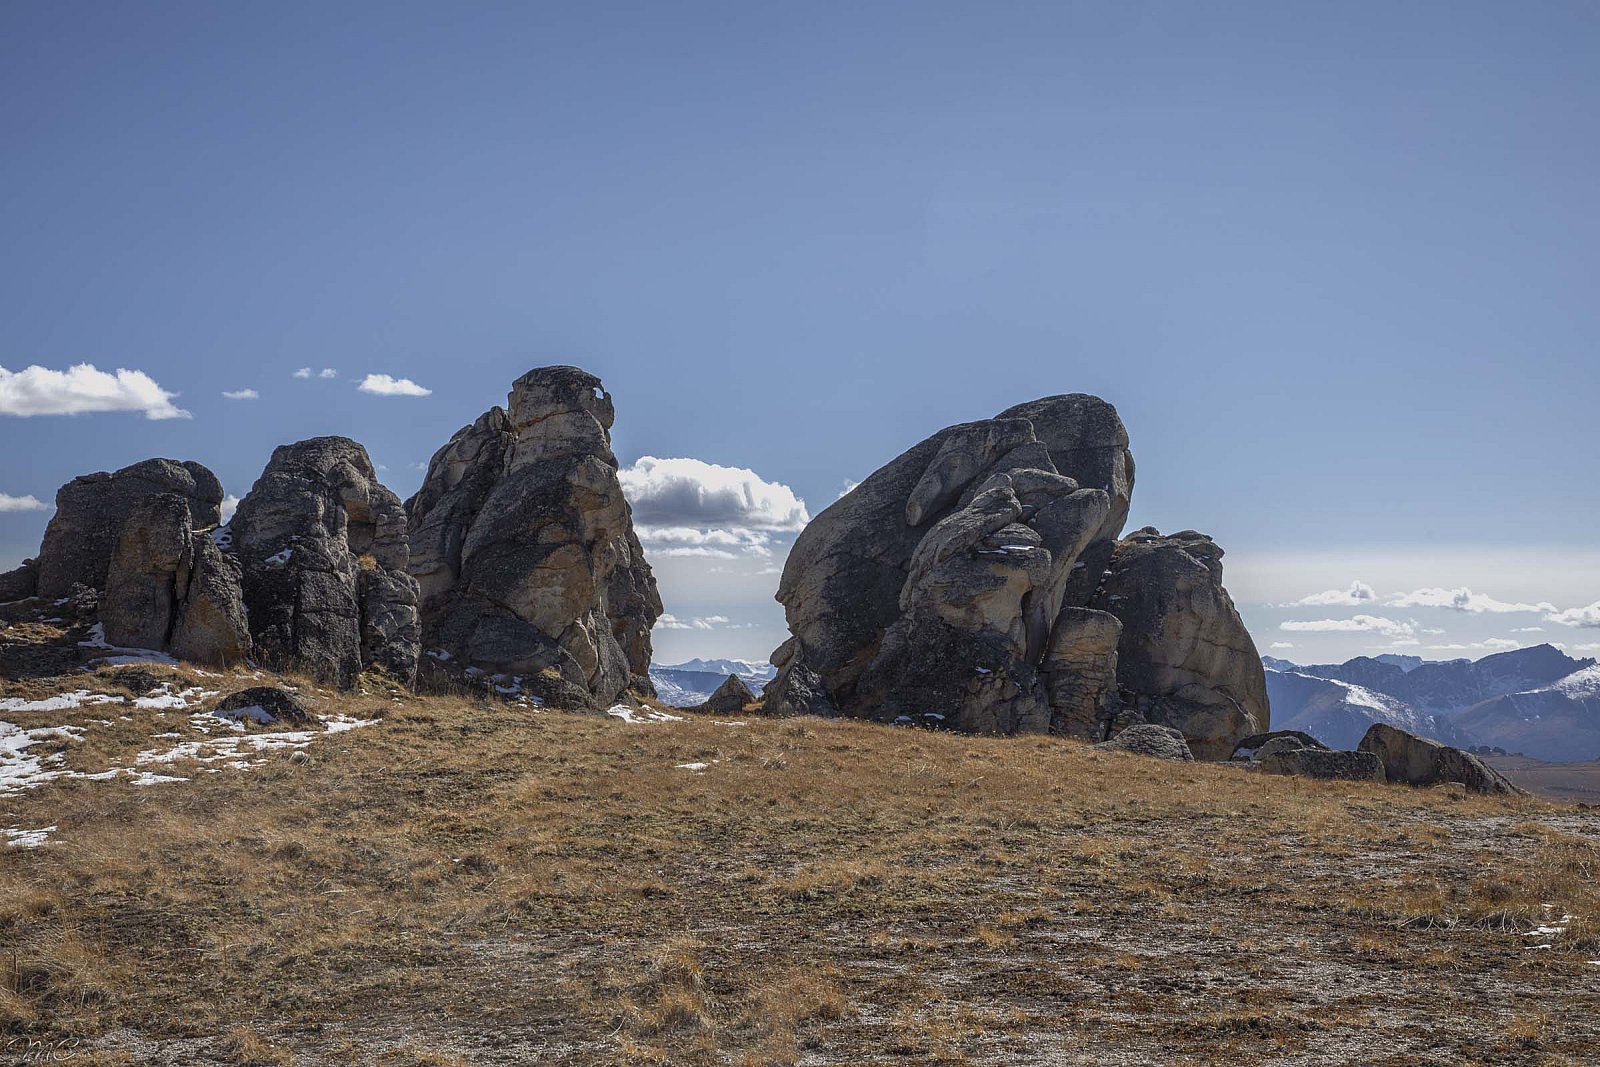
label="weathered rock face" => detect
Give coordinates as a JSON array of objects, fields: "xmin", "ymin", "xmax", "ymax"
[
  {"xmin": 1088, "ymin": 528, "xmax": 1270, "ymax": 760},
  {"xmin": 0, "ymin": 559, "xmax": 39, "ymax": 602},
  {"xmin": 1093, "ymin": 723, "xmax": 1194, "ymax": 761},
  {"xmin": 98, "ymin": 493, "xmax": 251, "ymax": 667},
  {"xmin": 768, "ymin": 393, "xmax": 1265, "ymax": 756},
  {"xmin": 1358, "ymin": 723, "xmax": 1522, "ymax": 795},
  {"xmin": 406, "ymin": 367, "xmax": 662, "ymax": 708},
  {"xmin": 35, "ymin": 459, "xmax": 223, "ymax": 599},
  {"xmin": 774, "ymin": 397, "xmax": 1130, "ymax": 734},
  {"xmin": 1259, "ymin": 747, "xmax": 1386, "ymax": 783},
  {"xmin": 761, "ymin": 639, "xmax": 840, "ymax": 718},
  {"xmin": 698, "ymin": 673, "xmax": 755, "ymax": 715},
  {"xmin": 232, "ymin": 437, "xmax": 420, "ymax": 687}
]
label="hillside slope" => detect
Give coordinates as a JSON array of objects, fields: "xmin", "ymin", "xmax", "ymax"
[{"xmin": 6, "ymin": 651, "xmax": 1600, "ymax": 1063}]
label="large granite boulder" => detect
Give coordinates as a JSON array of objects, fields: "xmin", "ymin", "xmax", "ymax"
[
  {"xmin": 231, "ymin": 437, "xmax": 420, "ymax": 687},
  {"xmin": 772, "ymin": 397, "xmax": 1131, "ymax": 734},
  {"xmin": 767, "ymin": 393, "xmax": 1264, "ymax": 757},
  {"xmin": 1358, "ymin": 723, "xmax": 1522, "ymax": 796},
  {"xmin": 98, "ymin": 494, "xmax": 251, "ymax": 667},
  {"xmin": 35, "ymin": 459, "xmax": 223, "ymax": 599},
  {"xmin": 1092, "ymin": 723, "xmax": 1194, "ymax": 761},
  {"xmin": 406, "ymin": 367, "xmax": 661, "ymax": 708},
  {"xmin": 1088, "ymin": 528, "xmax": 1270, "ymax": 760}
]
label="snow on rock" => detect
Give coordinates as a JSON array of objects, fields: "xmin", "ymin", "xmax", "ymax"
[{"xmin": 78, "ymin": 622, "xmax": 178, "ymax": 665}]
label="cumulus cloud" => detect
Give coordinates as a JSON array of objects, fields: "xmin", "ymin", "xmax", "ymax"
[
  {"xmin": 621, "ymin": 457, "xmax": 808, "ymax": 531},
  {"xmin": 1269, "ymin": 642, "xmax": 1295, "ymax": 650},
  {"xmin": 1547, "ymin": 601, "xmax": 1600, "ymax": 628},
  {"xmin": 220, "ymin": 494, "xmax": 241, "ymax": 524},
  {"xmin": 1384, "ymin": 587, "xmax": 1555, "ymax": 614},
  {"xmin": 293, "ymin": 367, "xmax": 338, "ymax": 380},
  {"xmin": 358, "ymin": 374, "xmax": 432, "ymax": 397},
  {"xmin": 292, "ymin": 368, "xmax": 312, "ymax": 379},
  {"xmin": 838, "ymin": 479, "xmax": 860, "ymax": 500},
  {"xmin": 0, "ymin": 492, "xmax": 47, "ymax": 512},
  {"xmin": 1280, "ymin": 615, "xmax": 1416, "ymax": 639},
  {"xmin": 1511, "ymin": 627, "xmax": 1545, "ymax": 633},
  {"xmin": 621, "ymin": 456, "xmax": 808, "ymax": 561},
  {"xmin": 1293, "ymin": 581, "xmax": 1376, "ymax": 607},
  {"xmin": 0, "ymin": 363, "xmax": 190, "ymax": 420},
  {"xmin": 221, "ymin": 388, "xmax": 259, "ymax": 400},
  {"xmin": 318, "ymin": 368, "xmax": 338, "ymax": 379}
]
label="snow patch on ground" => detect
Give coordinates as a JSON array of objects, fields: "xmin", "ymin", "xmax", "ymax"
[
  {"xmin": 606, "ymin": 705, "xmax": 684, "ymax": 725},
  {"xmin": 4, "ymin": 825, "xmax": 57, "ymax": 848},
  {"xmin": 0, "ymin": 690, "xmax": 122, "ymax": 712}
]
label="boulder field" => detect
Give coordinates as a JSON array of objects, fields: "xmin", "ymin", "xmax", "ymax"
[
  {"xmin": 0, "ymin": 366, "xmax": 662, "ymax": 707},
  {"xmin": 5, "ymin": 377, "xmax": 1288, "ymax": 762}
]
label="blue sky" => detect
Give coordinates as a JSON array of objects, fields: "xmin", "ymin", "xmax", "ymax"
[{"xmin": 3, "ymin": 2, "xmax": 1597, "ymax": 665}]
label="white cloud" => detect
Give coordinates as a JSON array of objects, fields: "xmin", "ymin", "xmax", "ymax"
[
  {"xmin": 0, "ymin": 493, "xmax": 47, "ymax": 512},
  {"xmin": 1384, "ymin": 586, "xmax": 1555, "ymax": 614},
  {"xmin": 622, "ymin": 456, "xmax": 808, "ymax": 560},
  {"xmin": 221, "ymin": 388, "xmax": 259, "ymax": 400},
  {"xmin": 1546, "ymin": 601, "xmax": 1600, "ymax": 629},
  {"xmin": 358, "ymin": 374, "xmax": 432, "ymax": 397},
  {"xmin": 1426, "ymin": 638, "xmax": 1523, "ymax": 652},
  {"xmin": 657, "ymin": 613, "xmax": 733, "ymax": 631},
  {"xmin": 292, "ymin": 367, "xmax": 312, "ymax": 379},
  {"xmin": 1279, "ymin": 615, "xmax": 1416, "ymax": 639},
  {"xmin": 1511, "ymin": 626, "xmax": 1545, "ymax": 633},
  {"xmin": 1269, "ymin": 642, "xmax": 1295, "ymax": 650},
  {"xmin": 635, "ymin": 525, "xmax": 774, "ymax": 558},
  {"xmin": 621, "ymin": 457, "xmax": 808, "ymax": 532},
  {"xmin": 318, "ymin": 368, "xmax": 338, "ymax": 379},
  {"xmin": 0, "ymin": 363, "xmax": 190, "ymax": 420},
  {"xmin": 220, "ymin": 495, "xmax": 241, "ymax": 524},
  {"xmin": 1293, "ymin": 580, "xmax": 1376, "ymax": 607},
  {"xmin": 838, "ymin": 479, "xmax": 860, "ymax": 500}
]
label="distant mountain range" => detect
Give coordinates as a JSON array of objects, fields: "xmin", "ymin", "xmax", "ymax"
[
  {"xmin": 649, "ymin": 658, "xmax": 776, "ymax": 708},
  {"xmin": 1265, "ymin": 645, "xmax": 1599, "ymax": 761}
]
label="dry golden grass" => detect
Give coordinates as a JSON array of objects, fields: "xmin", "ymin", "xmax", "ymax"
[{"xmin": 4, "ymin": 664, "xmax": 1600, "ymax": 1064}]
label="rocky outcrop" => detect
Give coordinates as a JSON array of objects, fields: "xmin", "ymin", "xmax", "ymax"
[
  {"xmin": 697, "ymin": 673, "xmax": 754, "ymax": 715},
  {"xmin": 98, "ymin": 494, "xmax": 251, "ymax": 667},
  {"xmin": 0, "ymin": 559, "xmax": 38, "ymax": 602},
  {"xmin": 760, "ymin": 639, "xmax": 840, "ymax": 718},
  {"xmin": 1358, "ymin": 723, "xmax": 1522, "ymax": 795},
  {"xmin": 767, "ymin": 393, "xmax": 1265, "ymax": 757},
  {"xmin": 35, "ymin": 459, "xmax": 223, "ymax": 599},
  {"xmin": 213, "ymin": 686, "xmax": 311, "ymax": 725},
  {"xmin": 406, "ymin": 367, "xmax": 661, "ymax": 708},
  {"xmin": 1088, "ymin": 529, "xmax": 1269, "ymax": 759},
  {"xmin": 1232, "ymin": 730, "xmax": 1330, "ymax": 760},
  {"xmin": 232, "ymin": 437, "xmax": 420, "ymax": 687},
  {"xmin": 1093, "ymin": 723, "xmax": 1194, "ymax": 761},
  {"xmin": 1259, "ymin": 747, "xmax": 1385, "ymax": 783}
]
